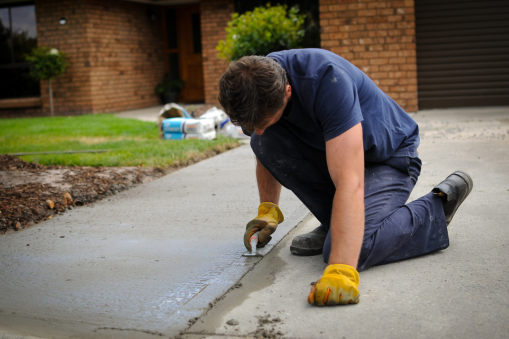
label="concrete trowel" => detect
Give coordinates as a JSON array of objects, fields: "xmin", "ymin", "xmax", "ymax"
[{"xmin": 242, "ymin": 231, "xmax": 263, "ymax": 257}]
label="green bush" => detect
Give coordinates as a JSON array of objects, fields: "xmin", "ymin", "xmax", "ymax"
[
  {"xmin": 25, "ymin": 46, "xmax": 69, "ymax": 81},
  {"xmin": 216, "ymin": 4, "xmax": 305, "ymax": 61}
]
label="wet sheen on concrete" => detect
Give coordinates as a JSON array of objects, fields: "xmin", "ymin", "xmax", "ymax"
[{"xmin": 0, "ymin": 144, "xmax": 306, "ymax": 338}]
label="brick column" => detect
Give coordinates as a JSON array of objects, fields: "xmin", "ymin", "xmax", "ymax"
[
  {"xmin": 85, "ymin": 0, "xmax": 164, "ymax": 113},
  {"xmin": 200, "ymin": 0, "xmax": 234, "ymax": 106},
  {"xmin": 319, "ymin": 0, "xmax": 418, "ymax": 112}
]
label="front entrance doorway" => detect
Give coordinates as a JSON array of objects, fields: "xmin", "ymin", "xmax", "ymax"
[{"xmin": 162, "ymin": 4, "xmax": 204, "ymax": 103}]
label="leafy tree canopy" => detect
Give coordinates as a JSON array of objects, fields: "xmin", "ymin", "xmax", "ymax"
[{"xmin": 25, "ymin": 46, "xmax": 69, "ymax": 81}]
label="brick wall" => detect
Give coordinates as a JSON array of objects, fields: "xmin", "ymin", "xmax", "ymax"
[
  {"xmin": 200, "ymin": 0, "xmax": 234, "ymax": 106},
  {"xmin": 0, "ymin": 0, "xmax": 165, "ymax": 117},
  {"xmin": 86, "ymin": 0, "xmax": 165, "ymax": 113},
  {"xmin": 36, "ymin": 0, "xmax": 96, "ymax": 116},
  {"xmin": 319, "ymin": 0, "xmax": 418, "ymax": 112},
  {"xmin": 0, "ymin": 0, "xmax": 92, "ymax": 117}
]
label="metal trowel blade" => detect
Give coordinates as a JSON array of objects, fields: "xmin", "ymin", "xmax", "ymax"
[
  {"xmin": 242, "ymin": 250, "xmax": 263, "ymax": 257},
  {"xmin": 242, "ymin": 231, "xmax": 263, "ymax": 257}
]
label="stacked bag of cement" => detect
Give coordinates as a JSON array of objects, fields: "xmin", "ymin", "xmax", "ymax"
[
  {"xmin": 158, "ymin": 104, "xmax": 251, "ymax": 140},
  {"xmin": 158, "ymin": 103, "xmax": 216, "ymax": 140},
  {"xmin": 162, "ymin": 118, "xmax": 215, "ymax": 140},
  {"xmin": 199, "ymin": 107, "xmax": 228, "ymax": 130},
  {"xmin": 201, "ymin": 106, "xmax": 250, "ymax": 139},
  {"xmin": 157, "ymin": 103, "xmax": 192, "ymax": 130}
]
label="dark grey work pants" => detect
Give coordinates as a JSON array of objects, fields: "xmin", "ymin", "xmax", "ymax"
[{"xmin": 251, "ymin": 120, "xmax": 449, "ymax": 271}]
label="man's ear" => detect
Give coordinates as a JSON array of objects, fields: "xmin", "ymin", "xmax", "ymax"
[{"xmin": 285, "ymin": 84, "xmax": 292, "ymax": 100}]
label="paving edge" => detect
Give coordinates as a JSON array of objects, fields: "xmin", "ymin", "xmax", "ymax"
[{"xmin": 168, "ymin": 203, "xmax": 310, "ymax": 338}]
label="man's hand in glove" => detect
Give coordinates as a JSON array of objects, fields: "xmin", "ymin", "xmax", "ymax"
[
  {"xmin": 308, "ymin": 264, "xmax": 360, "ymax": 306},
  {"xmin": 244, "ymin": 202, "xmax": 284, "ymax": 251}
]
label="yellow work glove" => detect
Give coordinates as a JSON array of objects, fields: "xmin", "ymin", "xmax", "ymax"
[
  {"xmin": 244, "ymin": 202, "xmax": 284, "ymax": 251},
  {"xmin": 308, "ymin": 264, "xmax": 360, "ymax": 306}
]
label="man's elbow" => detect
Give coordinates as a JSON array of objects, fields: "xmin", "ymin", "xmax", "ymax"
[
  {"xmin": 355, "ymin": 181, "xmax": 364, "ymax": 201},
  {"xmin": 333, "ymin": 174, "xmax": 364, "ymax": 198}
]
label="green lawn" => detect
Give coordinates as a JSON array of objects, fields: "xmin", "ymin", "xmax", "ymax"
[{"xmin": 0, "ymin": 114, "xmax": 241, "ymax": 167}]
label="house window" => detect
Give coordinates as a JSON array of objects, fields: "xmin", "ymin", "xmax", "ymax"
[{"xmin": 0, "ymin": 2, "xmax": 40, "ymax": 99}]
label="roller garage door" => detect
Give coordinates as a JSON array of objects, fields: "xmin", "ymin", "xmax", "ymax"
[{"xmin": 415, "ymin": 0, "xmax": 509, "ymax": 109}]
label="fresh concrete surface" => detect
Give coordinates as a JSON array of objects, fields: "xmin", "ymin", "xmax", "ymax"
[
  {"xmin": 1, "ymin": 106, "xmax": 509, "ymax": 339},
  {"xmin": 183, "ymin": 107, "xmax": 509, "ymax": 339},
  {"xmin": 0, "ymin": 145, "xmax": 305, "ymax": 338}
]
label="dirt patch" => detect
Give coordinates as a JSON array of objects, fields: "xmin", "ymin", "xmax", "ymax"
[
  {"xmin": 0, "ymin": 155, "xmax": 168, "ymax": 235},
  {"xmin": 252, "ymin": 315, "xmax": 284, "ymax": 339},
  {"xmin": 0, "ymin": 141, "xmax": 240, "ymax": 236}
]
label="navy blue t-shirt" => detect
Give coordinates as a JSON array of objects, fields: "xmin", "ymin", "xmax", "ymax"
[{"xmin": 267, "ymin": 49, "xmax": 419, "ymax": 163}]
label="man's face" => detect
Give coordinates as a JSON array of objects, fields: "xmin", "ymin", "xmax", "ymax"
[
  {"xmin": 253, "ymin": 105, "xmax": 286, "ymax": 135},
  {"xmin": 253, "ymin": 84, "xmax": 292, "ymax": 136}
]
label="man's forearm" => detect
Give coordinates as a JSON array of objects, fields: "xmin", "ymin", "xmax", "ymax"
[
  {"xmin": 328, "ymin": 184, "xmax": 365, "ymax": 268},
  {"xmin": 325, "ymin": 123, "xmax": 365, "ymax": 269},
  {"xmin": 256, "ymin": 157, "xmax": 282, "ymax": 204}
]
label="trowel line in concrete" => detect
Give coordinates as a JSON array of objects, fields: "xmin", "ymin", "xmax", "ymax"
[{"xmin": 242, "ymin": 231, "xmax": 263, "ymax": 257}]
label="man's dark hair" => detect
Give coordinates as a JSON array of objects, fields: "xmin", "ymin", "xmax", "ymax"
[{"xmin": 218, "ymin": 56, "xmax": 287, "ymax": 132}]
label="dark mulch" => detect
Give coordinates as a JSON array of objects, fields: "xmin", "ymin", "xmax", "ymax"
[{"xmin": 0, "ymin": 155, "xmax": 165, "ymax": 235}]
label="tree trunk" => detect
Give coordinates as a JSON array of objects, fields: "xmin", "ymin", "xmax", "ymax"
[{"xmin": 48, "ymin": 78, "xmax": 54, "ymax": 117}]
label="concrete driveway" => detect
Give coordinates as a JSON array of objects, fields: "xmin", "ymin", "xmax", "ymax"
[
  {"xmin": 184, "ymin": 107, "xmax": 509, "ymax": 339},
  {"xmin": 1, "ymin": 107, "xmax": 508, "ymax": 339}
]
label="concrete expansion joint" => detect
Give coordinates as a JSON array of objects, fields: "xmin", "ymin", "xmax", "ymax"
[
  {"xmin": 183, "ymin": 253, "xmax": 267, "ymax": 332},
  {"xmin": 95, "ymin": 326, "xmax": 164, "ymax": 336},
  {"xmin": 181, "ymin": 204, "xmax": 310, "ymax": 334},
  {"xmin": 180, "ymin": 332, "xmax": 303, "ymax": 339}
]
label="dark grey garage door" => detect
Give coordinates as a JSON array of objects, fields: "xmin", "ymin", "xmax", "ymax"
[{"xmin": 415, "ymin": 0, "xmax": 509, "ymax": 109}]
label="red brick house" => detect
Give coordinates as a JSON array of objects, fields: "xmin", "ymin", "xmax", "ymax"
[{"xmin": 0, "ymin": 0, "xmax": 507, "ymax": 117}]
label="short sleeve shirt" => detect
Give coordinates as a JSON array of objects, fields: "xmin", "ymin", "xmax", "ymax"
[{"xmin": 267, "ymin": 49, "xmax": 419, "ymax": 163}]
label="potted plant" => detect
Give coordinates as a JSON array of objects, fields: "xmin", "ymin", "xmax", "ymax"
[{"xmin": 155, "ymin": 73, "xmax": 185, "ymax": 104}]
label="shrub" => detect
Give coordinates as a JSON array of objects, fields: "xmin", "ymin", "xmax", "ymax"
[{"xmin": 216, "ymin": 4, "xmax": 305, "ymax": 61}]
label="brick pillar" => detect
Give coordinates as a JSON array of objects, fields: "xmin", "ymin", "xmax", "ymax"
[
  {"xmin": 200, "ymin": 0, "xmax": 234, "ymax": 106},
  {"xmin": 86, "ymin": 0, "xmax": 164, "ymax": 113},
  {"xmin": 319, "ymin": 0, "xmax": 418, "ymax": 112}
]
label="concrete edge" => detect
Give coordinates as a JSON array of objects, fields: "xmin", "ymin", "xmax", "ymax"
[{"xmin": 167, "ymin": 203, "xmax": 310, "ymax": 338}]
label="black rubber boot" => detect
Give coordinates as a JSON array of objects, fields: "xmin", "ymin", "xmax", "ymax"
[
  {"xmin": 432, "ymin": 170, "xmax": 473, "ymax": 226},
  {"xmin": 290, "ymin": 224, "xmax": 328, "ymax": 256}
]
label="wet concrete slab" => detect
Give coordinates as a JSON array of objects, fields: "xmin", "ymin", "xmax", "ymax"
[
  {"xmin": 182, "ymin": 107, "xmax": 509, "ymax": 339},
  {"xmin": 2, "ymin": 107, "xmax": 508, "ymax": 339},
  {"xmin": 0, "ymin": 145, "xmax": 306, "ymax": 338}
]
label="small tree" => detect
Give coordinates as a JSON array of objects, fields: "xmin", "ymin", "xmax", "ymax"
[
  {"xmin": 26, "ymin": 47, "xmax": 69, "ymax": 116},
  {"xmin": 216, "ymin": 4, "xmax": 305, "ymax": 62}
]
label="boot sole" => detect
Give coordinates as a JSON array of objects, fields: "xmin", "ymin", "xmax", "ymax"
[
  {"xmin": 446, "ymin": 170, "xmax": 474, "ymax": 225},
  {"xmin": 290, "ymin": 245, "xmax": 323, "ymax": 256}
]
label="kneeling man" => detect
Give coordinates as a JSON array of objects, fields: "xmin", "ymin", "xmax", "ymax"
[{"xmin": 218, "ymin": 49, "xmax": 473, "ymax": 306}]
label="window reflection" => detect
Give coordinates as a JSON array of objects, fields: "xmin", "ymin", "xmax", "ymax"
[{"xmin": 0, "ymin": 3, "xmax": 40, "ymax": 99}]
